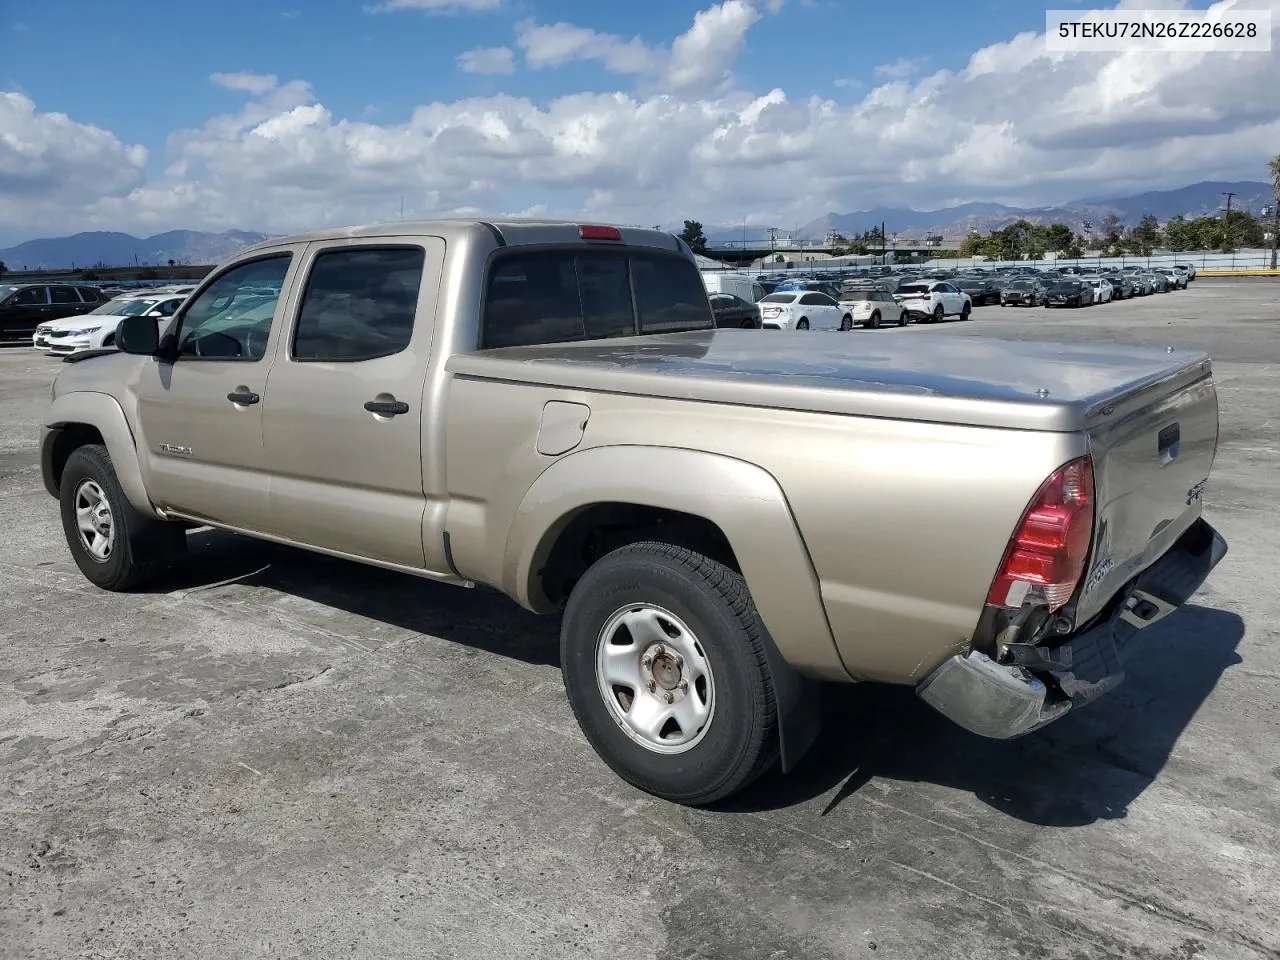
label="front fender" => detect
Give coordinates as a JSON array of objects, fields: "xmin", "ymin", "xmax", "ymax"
[
  {"xmin": 504, "ymin": 444, "xmax": 849, "ymax": 683},
  {"xmin": 42, "ymin": 392, "xmax": 155, "ymax": 515}
]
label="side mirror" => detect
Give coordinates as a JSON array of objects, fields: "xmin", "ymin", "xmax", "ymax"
[{"xmin": 117, "ymin": 315, "xmax": 160, "ymax": 356}]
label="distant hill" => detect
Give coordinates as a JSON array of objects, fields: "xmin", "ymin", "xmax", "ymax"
[
  {"xmin": 0, "ymin": 230, "xmax": 268, "ymax": 271},
  {"xmin": 705, "ymin": 179, "xmax": 1274, "ymax": 244}
]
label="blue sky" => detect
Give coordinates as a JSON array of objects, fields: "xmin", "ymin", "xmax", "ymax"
[{"xmin": 2, "ymin": 0, "xmax": 1277, "ymax": 243}]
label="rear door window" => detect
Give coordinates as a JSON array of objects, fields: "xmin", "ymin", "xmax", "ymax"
[
  {"xmin": 49, "ymin": 286, "xmax": 80, "ymax": 304},
  {"xmin": 292, "ymin": 247, "xmax": 424, "ymax": 362}
]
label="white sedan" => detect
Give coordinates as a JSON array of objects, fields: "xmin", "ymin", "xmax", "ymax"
[
  {"xmin": 757, "ymin": 291, "xmax": 851, "ymax": 331},
  {"xmin": 34, "ymin": 293, "xmax": 185, "ymax": 355},
  {"xmin": 1084, "ymin": 277, "xmax": 1114, "ymax": 303}
]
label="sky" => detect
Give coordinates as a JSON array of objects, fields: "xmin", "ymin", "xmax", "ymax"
[{"xmin": 1, "ymin": 0, "xmax": 1278, "ymax": 244}]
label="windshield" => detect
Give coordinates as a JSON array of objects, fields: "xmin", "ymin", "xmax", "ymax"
[
  {"xmin": 91, "ymin": 297, "xmax": 160, "ymax": 315},
  {"xmin": 1007, "ymin": 280, "xmax": 1034, "ymax": 289},
  {"xmin": 0, "ymin": 284, "xmax": 19, "ymax": 299}
]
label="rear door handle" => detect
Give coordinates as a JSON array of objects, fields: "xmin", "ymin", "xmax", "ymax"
[
  {"xmin": 227, "ymin": 390, "xmax": 260, "ymax": 405},
  {"xmin": 364, "ymin": 400, "xmax": 410, "ymax": 416}
]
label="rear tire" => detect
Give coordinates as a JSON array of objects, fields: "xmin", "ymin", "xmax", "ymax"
[
  {"xmin": 898, "ymin": 310, "xmax": 907, "ymax": 327},
  {"xmin": 796, "ymin": 319, "xmax": 809, "ymax": 330},
  {"xmin": 932, "ymin": 305, "xmax": 944, "ymax": 324},
  {"xmin": 960, "ymin": 303, "xmax": 971, "ymax": 321},
  {"xmin": 560, "ymin": 542, "xmax": 779, "ymax": 806},
  {"xmin": 58, "ymin": 444, "xmax": 185, "ymax": 591},
  {"xmin": 840, "ymin": 315, "xmax": 853, "ymax": 331},
  {"xmin": 867, "ymin": 311, "xmax": 880, "ymax": 329}
]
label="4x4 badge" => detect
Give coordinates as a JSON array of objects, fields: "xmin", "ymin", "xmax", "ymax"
[{"xmin": 1186, "ymin": 478, "xmax": 1208, "ymax": 505}]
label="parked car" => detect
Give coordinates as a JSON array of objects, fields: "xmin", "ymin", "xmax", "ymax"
[
  {"xmin": 39, "ymin": 217, "xmax": 1226, "ymax": 805},
  {"xmin": 1101, "ymin": 274, "xmax": 1135, "ymax": 299},
  {"xmin": 1174, "ymin": 262, "xmax": 1198, "ymax": 281},
  {"xmin": 0, "ymin": 283, "xmax": 109, "ymax": 342},
  {"xmin": 1128, "ymin": 273, "xmax": 1154, "ymax": 296},
  {"xmin": 1084, "ymin": 277, "xmax": 1114, "ymax": 304},
  {"xmin": 702, "ymin": 272, "xmax": 767, "ymax": 303},
  {"xmin": 709, "ymin": 293, "xmax": 762, "ymax": 329},
  {"xmin": 1142, "ymin": 272, "xmax": 1170, "ymax": 293},
  {"xmin": 893, "ymin": 281, "xmax": 972, "ymax": 323},
  {"xmin": 772, "ymin": 279, "xmax": 843, "ymax": 301},
  {"xmin": 837, "ymin": 284, "xmax": 908, "ymax": 328},
  {"xmin": 1156, "ymin": 267, "xmax": 1188, "ymax": 290},
  {"xmin": 757, "ymin": 290, "xmax": 849, "ymax": 330},
  {"xmin": 34, "ymin": 293, "xmax": 187, "ymax": 355},
  {"xmin": 999, "ymin": 279, "xmax": 1046, "ymax": 307},
  {"xmin": 956, "ymin": 277, "xmax": 1001, "ymax": 306},
  {"xmin": 1044, "ymin": 279, "xmax": 1094, "ymax": 308}
]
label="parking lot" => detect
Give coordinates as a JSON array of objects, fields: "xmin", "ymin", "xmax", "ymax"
[{"xmin": 2, "ymin": 278, "xmax": 1278, "ymax": 959}]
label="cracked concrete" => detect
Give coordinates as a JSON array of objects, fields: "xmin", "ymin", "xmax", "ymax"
[{"xmin": 1, "ymin": 279, "xmax": 1279, "ymax": 959}]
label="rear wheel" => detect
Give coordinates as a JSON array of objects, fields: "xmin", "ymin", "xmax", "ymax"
[
  {"xmin": 58, "ymin": 444, "xmax": 185, "ymax": 591},
  {"xmin": 740, "ymin": 318, "xmax": 755, "ymax": 328},
  {"xmin": 560, "ymin": 542, "xmax": 779, "ymax": 806},
  {"xmin": 796, "ymin": 318, "xmax": 809, "ymax": 330},
  {"xmin": 867, "ymin": 311, "xmax": 880, "ymax": 329},
  {"xmin": 897, "ymin": 309, "xmax": 907, "ymax": 326},
  {"xmin": 840, "ymin": 315, "xmax": 853, "ymax": 331},
  {"xmin": 960, "ymin": 303, "xmax": 971, "ymax": 321},
  {"xmin": 932, "ymin": 305, "xmax": 944, "ymax": 324}
]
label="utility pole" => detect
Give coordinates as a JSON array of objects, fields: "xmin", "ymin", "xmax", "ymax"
[
  {"xmin": 1266, "ymin": 204, "xmax": 1279, "ymax": 271},
  {"xmin": 1221, "ymin": 191, "xmax": 1236, "ymax": 250}
]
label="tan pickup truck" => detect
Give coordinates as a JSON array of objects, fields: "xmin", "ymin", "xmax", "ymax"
[{"xmin": 40, "ymin": 220, "xmax": 1227, "ymax": 805}]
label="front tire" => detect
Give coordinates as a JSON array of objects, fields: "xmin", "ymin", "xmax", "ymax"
[
  {"xmin": 840, "ymin": 315, "xmax": 853, "ymax": 331},
  {"xmin": 59, "ymin": 444, "xmax": 184, "ymax": 591},
  {"xmin": 866, "ymin": 311, "xmax": 880, "ymax": 329},
  {"xmin": 960, "ymin": 303, "xmax": 971, "ymax": 321},
  {"xmin": 561, "ymin": 542, "xmax": 779, "ymax": 806}
]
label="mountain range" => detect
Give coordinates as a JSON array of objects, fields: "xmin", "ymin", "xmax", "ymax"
[
  {"xmin": 706, "ymin": 180, "xmax": 1275, "ymax": 244},
  {"xmin": 0, "ymin": 230, "xmax": 269, "ymax": 271},
  {"xmin": 1, "ymin": 179, "xmax": 1274, "ymax": 268}
]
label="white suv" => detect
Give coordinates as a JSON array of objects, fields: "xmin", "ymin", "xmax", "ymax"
[{"xmin": 893, "ymin": 281, "xmax": 971, "ymax": 323}]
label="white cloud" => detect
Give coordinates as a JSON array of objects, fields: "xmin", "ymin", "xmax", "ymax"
[
  {"xmin": 874, "ymin": 57, "xmax": 927, "ymax": 80},
  {"xmin": 2, "ymin": 0, "xmax": 1279, "ymax": 244},
  {"xmin": 211, "ymin": 72, "xmax": 279, "ymax": 95},
  {"xmin": 516, "ymin": 0, "xmax": 760, "ymax": 94},
  {"xmin": 366, "ymin": 0, "xmax": 499, "ymax": 12},
  {"xmin": 457, "ymin": 46, "xmax": 516, "ymax": 75}
]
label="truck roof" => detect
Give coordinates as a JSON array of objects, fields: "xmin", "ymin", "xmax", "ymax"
[
  {"xmin": 448, "ymin": 330, "xmax": 1211, "ymax": 433},
  {"xmin": 239, "ymin": 219, "xmax": 685, "ymax": 255}
]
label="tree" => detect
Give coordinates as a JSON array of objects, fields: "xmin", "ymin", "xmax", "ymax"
[
  {"xmin": 1102, "ymin": 213, "xmax": 1122, "ymax": 247},
  {"xmin": 1269, "ymin": 153, "xmax": 1280, "ymax": 269},
  {"xmin": 1128, "ymin": 214, "xmax": 1162, "ymax": 255},
  {"xmin": 1163, "ymin": 215, "xmax": 1194, "ymax": 252},
  {"xmin": 0, "ymin": 260, "xmax": 6, "ymax": 277},
  {"xmin": 679, "ymin": 220, "xmax": 708, "ymax": 255},
  {"xmin": 1044, "ymin": 223, "xmax": 1074, "ymax": 254},
  {"xmin": 167, "ymin": 258, "xmax": 176, "ymax": 268}
]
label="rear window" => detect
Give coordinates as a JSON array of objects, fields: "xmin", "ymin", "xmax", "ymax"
[
  {"xmin": 482, "ymin": 250, "xmax": 712, "ymax": 349},
  {"xmin": 896, "ymin": 283, "xmax": 930, "ymax": 294},
  {"xmin": 759, "ymin": 293, "xmax": 798, "ymax": 303}
]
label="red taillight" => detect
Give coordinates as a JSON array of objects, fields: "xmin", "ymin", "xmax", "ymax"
[
  {"xmin": 579, "ymin": 224, "xmax": 622, "ymax": 241},
  {"xmin": 986, "ymin": 457, "xmax": 1095, "ymax": 613}
]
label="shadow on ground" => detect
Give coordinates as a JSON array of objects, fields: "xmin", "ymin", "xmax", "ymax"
[
  {"xmin": 148, "ymin": 528, "xmax": 560, "ymax": 667},
  {"xmin": 727, "ymin": 603, "xmax": 1244, "ymax": 826},
  {"xmin": 151, "ymin": 531, "xmax": 1242, "ymax": 826}
]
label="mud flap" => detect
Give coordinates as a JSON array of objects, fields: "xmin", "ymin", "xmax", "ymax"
[{"xmin": 759, "ymin": 627, "xmax": 822, "ymax": 773}]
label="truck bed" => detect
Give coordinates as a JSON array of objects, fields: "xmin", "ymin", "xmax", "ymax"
[{"xmin": 448, "ymin": 330, "xmax": 1211, "ymax": 433}]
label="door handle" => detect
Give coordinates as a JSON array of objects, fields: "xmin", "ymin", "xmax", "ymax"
[
  {"xmin": 227, "ymin": 390, "xmax": 260, "ymax": 405},
  {"xmin": 364, "ymin": 399, "xmax": 410, "ymax": 416}
]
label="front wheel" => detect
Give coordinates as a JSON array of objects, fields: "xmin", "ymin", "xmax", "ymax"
[
  {"xmin": 796, "ymin": 318, "xmax": 809, "ymax": 330},
  {"xmin": 840, "ymin": 315, "xmax": 853, "ymax": 331},
  {"xmin": 960, "ymin": 303, "xmax": 971, "ymax": 321},
  {"xmin": 59, "ymin": 444, "xmax": 185, "ymax": 591},
  {"xmin": 866, "ymin": 311, "xmax": 880, "ymax": 329},
  {"xmin": 561, "ymin": 542, "xmax": 779, "ymax": 806},
  {"xmin": 897, "ymin": 309, "xmax": 908, "ymax": 326}
]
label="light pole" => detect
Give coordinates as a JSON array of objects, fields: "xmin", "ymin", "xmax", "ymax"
[{"xmin": 1266, "ymin": 204, "xmax": 1279, "ymax": 271}]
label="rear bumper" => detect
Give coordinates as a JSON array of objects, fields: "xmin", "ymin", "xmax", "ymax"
[{"xmin": 916, "ymin": 518, "xmax": 1227, "ymax": 739}]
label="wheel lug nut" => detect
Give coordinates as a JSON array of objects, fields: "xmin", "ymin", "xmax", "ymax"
[
  {"xmin": 646, "ymin": 680, "xmax": 656, "ymax": 693},
  {"xmin": 679, "ymin": 679, "xmax": 689, "ymax": 692},
  {"xmin": 664, "ymin": 692, "xmax": 674, "ymax": 704},
  {"xmin": 653, "ymin": 644, "xmax": 664, "ymax": 657},
  {"xmin": 641, "ymin": 655, "xmax": 652, "ymax": 667},
  {"xmin": 674, "ymin": 655, "xmax": 684, "ymax": 669}
]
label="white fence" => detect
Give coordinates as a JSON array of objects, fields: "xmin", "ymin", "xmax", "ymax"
[{"xmin": 927, "ymin": 249, "xmax": 1277, "ymax": 273}]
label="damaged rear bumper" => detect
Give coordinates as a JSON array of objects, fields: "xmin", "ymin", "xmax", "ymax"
[{"xmin": 916, "ymin": 518, "xmax": 1227, "ymax": 739}]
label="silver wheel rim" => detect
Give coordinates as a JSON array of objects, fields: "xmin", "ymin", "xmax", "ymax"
[
  {"xmin": 595, "ymin": 604, "xmax": 715, "ymax": 755},
  {"xmin": 74, "ymin": 479, "xmax": 116, "ymax": 562}
]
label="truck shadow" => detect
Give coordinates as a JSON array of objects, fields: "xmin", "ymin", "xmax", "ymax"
[
  {"xmin": 149, "ymin": 529, "xmax": 562, "ymax": 667},
  {"xmin": 726, "ymin": 603, "xmax": 1244, "ymax": 827}
]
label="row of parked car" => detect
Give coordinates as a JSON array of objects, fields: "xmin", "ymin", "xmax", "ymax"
[
  {"xmin": 699, "ymin": 261, "xmax": 1195, "ymax": 331},
  {"xmin": 0, "ymin": 281, "xmax": 194, "ymax": 352}
]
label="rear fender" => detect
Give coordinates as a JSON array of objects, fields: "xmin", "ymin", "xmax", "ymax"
[
  {"xmin": 43, "ymin": 392, "xmax": 155, "ymax": 514},
  {"xmin": 504, "ymin": 445, "xmax": 847, "ymax": 773}
]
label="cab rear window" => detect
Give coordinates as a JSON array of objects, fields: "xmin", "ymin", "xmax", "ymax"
[{"xmin": 482, "ymin": 249, "xmax": 712, "ymax": 349}]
